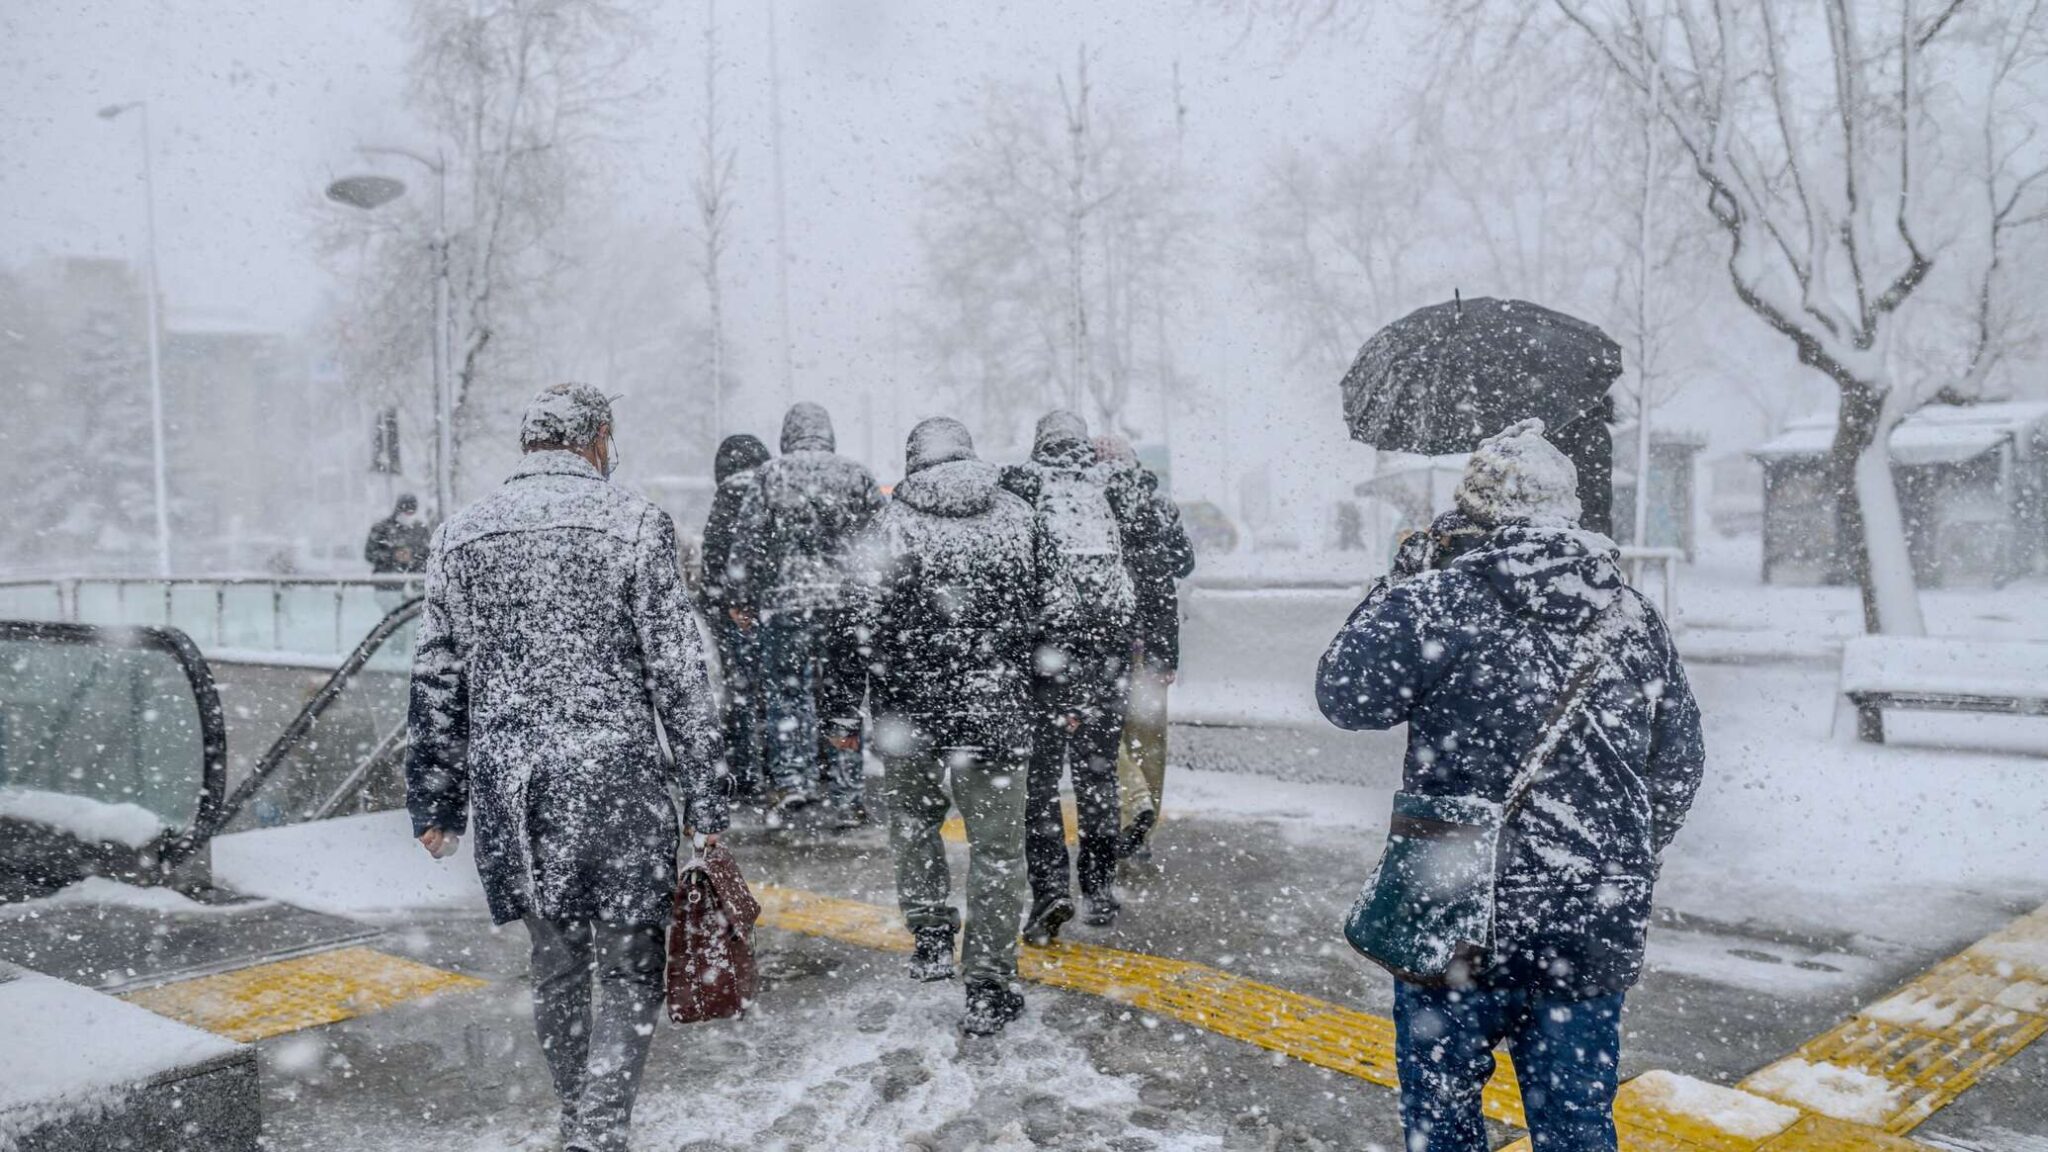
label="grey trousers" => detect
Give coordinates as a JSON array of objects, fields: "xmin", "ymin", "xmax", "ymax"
[
  {"xmin": 883, "ymin": 729, "xmax": 1028, "ymax": 987},
  {"xmin": 524, "ymin": 915, "xmax": 667, "ymax": 1152}
]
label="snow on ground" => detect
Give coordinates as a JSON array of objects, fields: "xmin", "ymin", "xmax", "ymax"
[
  {"xmin": 260, "ymin": 971, "xmax": 1226, "ymax": 1152},
  {"xmin": 211, "ymin": 811, "xmax": 485, "ymax": 919},
  {"xmin": 0, "ymin": 965, "xmax": 242, "ymax": 1145},
  {"xmin": 1744, "ymin": 1058, "xmax": 1906, "ymax": 1125},
  {"xmin": 0, "ymin": 876, "xmax": 260, "ymax": 919},
  {"xmin": 0, "ymin": 787, "xmax": 166, "ymax": 848},
  {"xmin": 1624, "ymin": 1070, "xmax": 1800, "ymax": 1139}
]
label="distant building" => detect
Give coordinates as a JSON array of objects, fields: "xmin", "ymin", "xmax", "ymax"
[{"xmin": 1751, "ymin": 402, "xmax": 2048, "ymax": 587}]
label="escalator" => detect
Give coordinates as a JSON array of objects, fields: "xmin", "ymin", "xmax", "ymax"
[{"xmin": 0, "ymin": 602, "xmax": 422, "ymax": 990}]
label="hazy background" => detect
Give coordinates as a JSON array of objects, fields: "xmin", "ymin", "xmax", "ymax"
[{"xmin": 3, "ymin": 0, "xmax": 2035, "ymax": 578}]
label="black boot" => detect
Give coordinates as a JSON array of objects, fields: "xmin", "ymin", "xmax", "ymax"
[
  {"xmin": 1020, "ymin": 894, "xmax": 1074, "ymax": 946},
  {"xmin": 1117, "ymin": 808, "xmax": 1157, "ymax": 861},
  {"xmin": 907, "ymin": 926, "xmax": 957, "ymax": 982},
  {"xmin": 962, "ymin": 980, "xmax": 1026, "ymax": 1036},
  {"xmin": 1083, "ymin": 889, "xmax": 1120, "ymax": 927}
]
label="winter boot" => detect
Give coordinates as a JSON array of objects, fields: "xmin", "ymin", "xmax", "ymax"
[
  {"xmin": 907, "ymin": 926, "xmax": 957, "ymax": 982},
  {"xmin": 828, "ymin": 799, "xmax": 869, "ymax": 833},
  {"xmin": 1117, "ymin": 808, "xmax": 1157, "ymax": 862},
  {"xmin": 961, "ymin": 980, "xmax": 1026, "ymax": 1036},
  {"xmin": 1020, "ymin": 893, "xmax": 1074, "ymax": 946},
  {"xmin": 766, "ymin": 787, "xmax": 815, "ymax": 829},
  {"xmin": 1083, "ymin": 889, "xmax": 1120, "ymax": 927}
]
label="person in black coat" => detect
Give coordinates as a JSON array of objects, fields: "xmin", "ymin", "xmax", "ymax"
[
  {"xmin": 364, "ymin": 493, "xmax": 431, "ymax": 574},
  {"xmin": 732, "ymin": 403, "xmax": 885, "ymax": 825},
  {"xmin": 850, "ymin": 416, "xmax": 1041, "ymax": 1035},
  {"xmin": 1315, "ymin": 420, "xmax": 1704, "ymax": 1152},
  {"xmin": 701, "ymin": 434, "xmax": 772, "ymax": 802},
  {"xmin": 1000, "ymin": 411, "xmax": 1137, "ymax": 938}
]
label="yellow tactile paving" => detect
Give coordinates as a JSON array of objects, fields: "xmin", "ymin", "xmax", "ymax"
[
  {"xmin": 120, "ymin": 945, "xmax": 487, "ymax": 1043},
  {"xmin": 755, "ymin": 884, "xmax": 1526, "ymax": 1125},
  {"xmin": 760, "ymin": 883, "xmax": 2048, "ymax": 1150},
  {"xmin": 1740, "ymin": 903, "xmax": 2048, "ymax": 1136}
]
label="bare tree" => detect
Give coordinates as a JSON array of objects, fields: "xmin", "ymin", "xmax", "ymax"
[
  {"xmin": 320, "ymin": 0, "xmax": 649, "ymax": 497},
  {"xmin": 918, "ymin": 51, "xmax": 1197, "ymax": 439},
  {"xmin": 1533, "ymin": 0, "xmax": 2048, "ymax": 634}
]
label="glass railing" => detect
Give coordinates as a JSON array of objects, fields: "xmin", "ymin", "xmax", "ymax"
[{"xmin": 0, "ymin": 577, "xmax": 425, "ymax": 663}]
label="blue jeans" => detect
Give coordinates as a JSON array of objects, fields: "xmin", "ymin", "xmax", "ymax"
[
  {"xmin": 760, "ymin": 607, "xmax": 823, "ymax": 796},
  {"xmin": 759, "ymin": 606, "xmax": 864, "ymax": 807},
  {"xmin": 1392, "ymin": 980, "xmax": 1622, "ymax": 1152}
]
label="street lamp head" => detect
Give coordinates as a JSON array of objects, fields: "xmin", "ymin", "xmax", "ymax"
[{"xmin": 325, "ymin": 174, "xmax": 409, "ymax": 211}]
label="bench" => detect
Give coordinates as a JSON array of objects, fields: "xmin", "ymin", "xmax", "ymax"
[{"xmin": 1839, "ymin": 635, "xmax": 2048, "ymax": 743}]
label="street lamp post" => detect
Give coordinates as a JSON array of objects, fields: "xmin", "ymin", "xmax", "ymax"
[
  {"xmin": 326, "ymin": 145, "xmax": 454, "ymax": 523},
  {"xmin": 98, "ymin": 100, "xmax": 172, "ymax": 577}
]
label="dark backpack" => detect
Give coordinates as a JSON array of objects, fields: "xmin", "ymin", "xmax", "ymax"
[{"xmin": 1034, "ymin": 467, "xmax": 1135, "ymax": 636}]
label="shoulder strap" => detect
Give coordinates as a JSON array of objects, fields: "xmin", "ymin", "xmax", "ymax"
[{"xmin": 1499, "ymin": 603, "xmax": 1618, "ymax": 823}]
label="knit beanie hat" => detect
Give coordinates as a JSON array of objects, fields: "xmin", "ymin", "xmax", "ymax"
[{"xmin": 1454, "ymin": 419, "xmax": 1583, "ymax": 527}]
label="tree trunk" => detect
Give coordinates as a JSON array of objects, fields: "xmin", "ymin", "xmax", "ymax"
[{"xmin": 1830, "ymin": 380, "xmax": 1926, "ymax": 637}]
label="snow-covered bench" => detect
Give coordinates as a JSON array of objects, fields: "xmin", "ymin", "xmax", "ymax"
[{"xmin": 1839, "ymin": 636, "xmax": 2048, "ymax": 743}]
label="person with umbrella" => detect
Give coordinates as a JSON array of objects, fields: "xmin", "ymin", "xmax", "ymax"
[{"xmin": 1316, "ymin": 419, "xmax": 1704, "ymax": 1152}]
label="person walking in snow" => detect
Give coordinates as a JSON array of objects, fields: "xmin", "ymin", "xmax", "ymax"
[
  {"xmin": 406, "ymin": 383, "xmax": 727, "ymax": 1152},
  {"xmin": 850, "ymin": 417, "xmax": 1040, "ymax": 1035},
  {"xmin": 1089, "ymin": 435, "xmax": 1195, "ymax": 866},
  {"xmin": 701, "ymin": 433, "xmax": 773, "ymax": 803},
  {"xmin": 364, "ymin": 492, "xmax": 431, "ymax": 574},
  {"xmin": 732, "ymin": 402, "xmax": 885, "ymax": 828},
  {"xmin": 1002, "ymin": 411, "xmax": 1137, "ymax": 940},
  {"xmin": 1316, "ymin": 420, "xmax": 1704, "ymax": 1152}
]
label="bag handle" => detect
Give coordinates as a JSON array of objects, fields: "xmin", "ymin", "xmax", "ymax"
[{"xmin": 1499, "ymin": 603, "xmax": 1617, "ymax": 825}]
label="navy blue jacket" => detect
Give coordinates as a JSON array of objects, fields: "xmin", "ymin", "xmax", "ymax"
[{"xmin": 1317, "ymin": 524, "xmax": 1704, "ymax": 996}]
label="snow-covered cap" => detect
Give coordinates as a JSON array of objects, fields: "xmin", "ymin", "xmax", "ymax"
[
  {"xmin": 1455, "ymin": 419, "xmax": 1583, "ymax": 528},
  {"xmin": 906, "ymin": 417, "xmax": 976, "ymax": 474},
  {"xmin": 520, "ymin": 382, "xmax": 613, "ymax": 452}
]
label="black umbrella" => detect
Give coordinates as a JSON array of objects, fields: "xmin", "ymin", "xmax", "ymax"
[{"xmin": 1340, "ymin": 295, "xmax": 1622, "ymax": 457}]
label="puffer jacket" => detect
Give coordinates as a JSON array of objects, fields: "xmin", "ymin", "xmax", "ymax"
[
  {"xmin": 1316, "ymin": 523, "xmax": 1705, "ymax": 996},
  {"xmin": 852, "ymin": 419, "xmax": 1040, "ymax": 747},
  {"xmin": 733, "ymin": 404, "xmax": 884, "ymax": 613}
]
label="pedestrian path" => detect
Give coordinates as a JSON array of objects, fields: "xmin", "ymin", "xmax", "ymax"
[{"xmin": 757, "ymin": 884, "xmax": 2048, "ymax": 1151}]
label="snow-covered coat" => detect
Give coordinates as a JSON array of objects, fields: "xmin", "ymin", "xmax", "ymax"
[
  {"xmin": 998, "ymin": 419, "xmax": 1136, "ymax": 645},
  {"xmin": 852, "ymin": 421, "xmax": 1041, "ymax": 748},
  {"xmin": 1316, "ymin": 523, "xmax": 1704, "ymax": 996},
  {"xmin": 406, "ymin": 450, "xmax": 728, "ymax": 928},
  {"xmin": 1096, "ymin": 463, "xmax": 1195, "ymax": 671},
  {"xmin": 699, "ymin": 434, "xmax": 770, "ymax": 612},
  {"xmin": 733, "ymin": 404, "xmax": 885, "ymax": 613}
]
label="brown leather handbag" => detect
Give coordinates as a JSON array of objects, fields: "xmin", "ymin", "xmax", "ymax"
[{"xmin": 666, "ymin": 841, "xmax": 761, "ymax": 1023}]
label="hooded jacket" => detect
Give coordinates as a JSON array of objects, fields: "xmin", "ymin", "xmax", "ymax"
[
  {"xmin": 1316, "ymin": 523, "xmax": 1704, "ymax": 996},
  {"xmin": 406, "ymin": 450, "xmax": 727, "ymax": 928},
  {"xmin": 733, "ymin": 404, "xmax": 885, "ymax": 612},
  {"xmin": 852, "ymin": 419, "xmax": 1040, "ymax": 744},
  {"xmin": 700, "ymin": 434, "xmax": 771, "ymax": 611}
]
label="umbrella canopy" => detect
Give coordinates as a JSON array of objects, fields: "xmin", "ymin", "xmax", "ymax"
[{"xmin": 1340, "ymin": 296, "xmax": 1623, "ymax": 457}]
